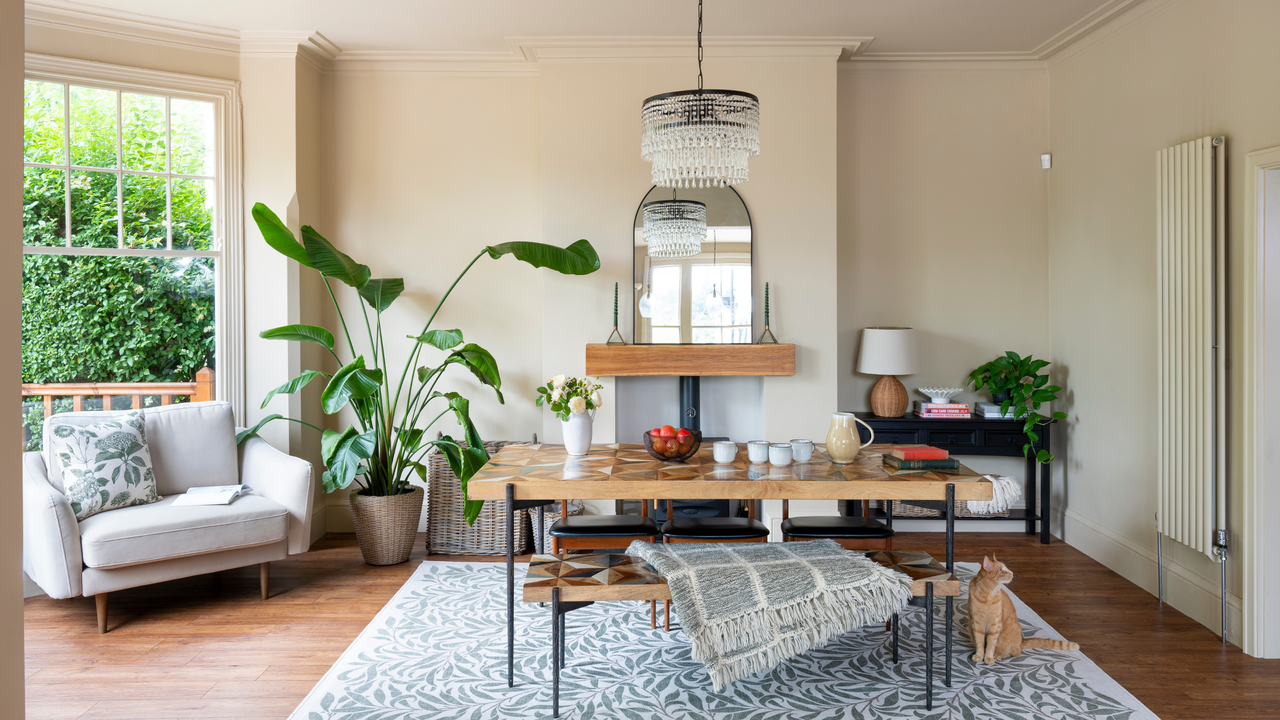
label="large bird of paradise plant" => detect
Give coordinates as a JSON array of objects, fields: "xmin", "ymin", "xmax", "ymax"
[{"xmin": 239, "ymin": 203, "xmax": 600, "ymax": 523}]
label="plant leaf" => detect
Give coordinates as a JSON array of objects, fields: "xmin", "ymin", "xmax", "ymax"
[
  {"xmin": 413, "ymin": 328, "xmax": 464, "ymax": 351},
  {"xmin": 431, "ymin": 434, "xmax": 491, "ymax": 525},
  {"xmin": 236, "ymin": 414, "xmax": 283, "ymax": 444},
  {"xmin": 251, "ymin": 203, "xmax": 312, "ymax": 268},
  {"xmin": 322, "ymin": 356, "xmax": 384, "ymax": 414},
  {"xmin": 301, "ymin": 225, "xmax": 371, "ymax": 289},
  {"xmin": 359, "ymin": 278, "xmax": 404, "ymax": 313},
  {"xmin": 448, "ymin": 343, "xmax": 504, "ymax": 404},
  {"xmin": 260, "ymin": 324, "xmax": 336, "ymax": 350},
  {"xmin": 484, "ymin": 239, "xmax": 600, "ymax": 275},
  {"xmin": 261, "ymin": 370, "xmax": 329, "ymax": 409},
  {"xmin": 320, "ymin": 425, "xmax": 377, "ymax": 492}
]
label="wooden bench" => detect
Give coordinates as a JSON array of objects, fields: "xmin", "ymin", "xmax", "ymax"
[
  {"xmin": 868, "ymin": 550, "xmax": 961, "ymax": 710},
  {"xmin": 523, "ymin": 553, "xmax": 671, "ymax": 718},
  {"xmin": 523, "ymin": 550, "xmax": 959, "ymax": 717}
]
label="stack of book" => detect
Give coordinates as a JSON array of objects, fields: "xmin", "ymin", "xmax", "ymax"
[
  {"xmin": 885, "ymin": 445, "xmax": 960, "ymax": 470},
  {"xmin": 914, "ymin": 401, "xmax": 970, "ymax": 419},
  {"xmin": 975, "ymin": 402, "xmax": 1017, "ymax": 419}
]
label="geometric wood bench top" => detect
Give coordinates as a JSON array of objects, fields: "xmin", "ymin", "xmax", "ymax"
[
  {"xmin": 867, "ymin": 550, "xmax": 961, "ymax": 597},
  {"xmin": 522, "ymin": 554, "xmax": 671, "ymax": 603}
]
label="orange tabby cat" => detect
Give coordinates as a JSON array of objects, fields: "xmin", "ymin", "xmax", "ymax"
[{"xmin": 968, "ymin": 555, "xmax": 1079, "ymax": 664}]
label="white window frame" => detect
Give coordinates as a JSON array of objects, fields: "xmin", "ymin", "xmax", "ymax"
[{"xmin": 23, "ymin": 53, "xmax": 245, "ymax": 421}]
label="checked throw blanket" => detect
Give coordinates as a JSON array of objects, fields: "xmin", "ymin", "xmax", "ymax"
[{"xmin": 627, "ymin": 539, "xmax": 912, "ymax": 690}]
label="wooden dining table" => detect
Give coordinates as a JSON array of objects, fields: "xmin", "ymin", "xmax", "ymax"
[{"xmin": 467, "ymin": 441, "xmax": 994, "ymax": 689}]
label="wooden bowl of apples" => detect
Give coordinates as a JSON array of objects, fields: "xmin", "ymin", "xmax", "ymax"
[{"xmin": 643, "ymin": 425, "xmax": 702, "ymax": 463}]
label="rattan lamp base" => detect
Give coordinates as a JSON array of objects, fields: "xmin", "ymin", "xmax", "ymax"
[{"xmin": 870, "ymin": 375, "xmax": 909, "ymax": 418}]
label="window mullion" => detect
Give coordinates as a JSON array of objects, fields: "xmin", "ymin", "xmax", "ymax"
[
  {"xmin": 62, "ymin": 83, "xmax": 70, "ymax": 249},
  {"xmin": 165, "ymin": 96, "xmax": 172, "ymax": 250},
  {"xmin": 116, "ymin": 89, "xmax": 123, "ymax": 249}
]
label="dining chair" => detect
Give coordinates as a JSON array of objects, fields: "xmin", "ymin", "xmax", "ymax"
[
  {"xmin": 779, "ymin": 499, "xmax": 895, "ymax": 550},
  {"xmin": 547, "ymin": 499, "xmax": 668, "ymax": 629}
]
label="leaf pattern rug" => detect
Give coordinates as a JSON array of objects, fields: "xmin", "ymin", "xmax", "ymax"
[{"xmin": 290, "ymin": 560, "xmax": 1158, "ymax": 720}]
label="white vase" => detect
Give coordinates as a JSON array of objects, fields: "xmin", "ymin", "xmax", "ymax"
[{"xmin": 562, "ymin": 410, "xmax": 595, "ymax": 456}]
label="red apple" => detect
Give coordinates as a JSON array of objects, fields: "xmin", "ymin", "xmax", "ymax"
[
  {"xmin": 649, "ymin": 427, "xmax": 664, "ymax": 439},
  {"xmin": 659, "ymin": 425, "xmax": 677, "ymax": 439},
  {"xmin": 676, "ymin": 428, "xmax": 692, "ymax": 441}
]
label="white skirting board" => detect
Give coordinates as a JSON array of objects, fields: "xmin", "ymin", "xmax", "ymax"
[{"xmin": 1062, "ymin": 507, "xmax": 1241, "ymax": 646}]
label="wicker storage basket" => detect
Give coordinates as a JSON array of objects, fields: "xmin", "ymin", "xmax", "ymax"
[
  {"xmin": 426, "ymin": 440, "xmax": 530, "ymax": 555},
  {"xmin": 350, "ymin": 486, "xmax": 425, "ymax": 566},
  {"xmin": 886, "ymin": 498, "xmax": 1011, "ymax": 519},
  {"xmin": 526, "ymin": 502, "xmax": 584, "ymax": 554}
]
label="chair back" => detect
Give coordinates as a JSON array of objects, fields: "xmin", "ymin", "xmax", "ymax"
[{"xmin": 43, "ymin": 401, "xmax": 239, "ymax": 496}]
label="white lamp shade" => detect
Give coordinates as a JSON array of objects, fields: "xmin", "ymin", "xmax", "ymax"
[{"xmin": 856, "ymin": 327, "xmax": 918, "ymax": 375}]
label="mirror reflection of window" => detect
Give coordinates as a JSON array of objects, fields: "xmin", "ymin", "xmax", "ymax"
[
  {"xmin": 633, "ymin": 186, "xmax": 752, "ymax": 343},
  {"xmin": 648, "ymin": 265, "xmax": 681, "ymax": 344},
  {"xmin": 691, "ymin": 264, "xmax": 752, "ymax": 344}
]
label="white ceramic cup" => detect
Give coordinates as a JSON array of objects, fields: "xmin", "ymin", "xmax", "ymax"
[
  {"xmin": 769, "ymin": 443, "xmax": 793, "ymax": 466},
  {"xmin": 713, "ymin": 441, "xmax": 738, "ymax": 464},
  {"xmin": 747, "ymin": 441, "xmax": 770, "ymax": 463},
  {"xmin": 790, "ymin": 439, "xmax": 815, "ymax": 463}
]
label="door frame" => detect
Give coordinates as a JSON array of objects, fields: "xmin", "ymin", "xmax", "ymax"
[{"xmin": 1243, "ymin": 145, "xmax": 1280, "ymax": 658}]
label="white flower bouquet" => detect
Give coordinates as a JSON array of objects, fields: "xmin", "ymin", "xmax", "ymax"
[{"xmin": 535, "ymin": 375, "xmax": 603, "ymax": 421}]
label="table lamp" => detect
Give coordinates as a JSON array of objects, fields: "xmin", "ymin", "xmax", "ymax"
[{"xmin": 857, "ymin": 327, "xmax": 918, "ymax": 417}]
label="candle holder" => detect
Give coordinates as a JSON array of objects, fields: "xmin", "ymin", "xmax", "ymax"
[
  {"xmin": 606, "ymin": 282, "xmax": 626, "ymax": 345},
  {"xmin": 756, "ymin": 282, "xmax": 778, "ymax": 344}
]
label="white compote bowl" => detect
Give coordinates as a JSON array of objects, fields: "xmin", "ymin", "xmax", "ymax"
[{"xmin": 917, "ymin": 387, "xmax": 965, "ymax": 403}]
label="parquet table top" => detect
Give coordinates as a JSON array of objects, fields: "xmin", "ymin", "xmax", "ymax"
[
  {"xmin": 867, "ymin": 550, "xmax": 961, "ymax": 597},
  {"xmin": 522, "ymin": 554, "xmax": 671, "ymax": 602},
  {"xmin": 468, "ymin": 443, "xmax": 993, "ymax": 502}
]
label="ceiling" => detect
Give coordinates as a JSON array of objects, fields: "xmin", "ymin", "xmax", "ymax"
[{"xmin": 30, "ymin": 0, "xmax": 1143, "ymax": 58}]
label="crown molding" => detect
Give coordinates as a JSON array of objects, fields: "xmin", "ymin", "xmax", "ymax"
[
  {"xmin": 1045, "ymin": 0, "xmax": 1180, "ymax": 68},
  {"xmin": 240, "ymin": 31, "xmax": 342, "ymax": 71},
  {"xmin": 1031, "ymin": 0, "xmax": 1148, "ymax": 60},
  {"xmin": 25, "ymin": 0, "xmax": 241, "ymax": 56},
  {"xmin": 327, "ymin": 51, "xmax": 536, "ymax": 77},
  {"xmin": 506, "ymin": 36, "xmax": 871, "ymax": 62}
]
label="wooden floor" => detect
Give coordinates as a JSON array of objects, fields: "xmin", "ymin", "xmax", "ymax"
[{"xmin": 23, "ymin": 532, "xmax": 1278, "ymax": 719}]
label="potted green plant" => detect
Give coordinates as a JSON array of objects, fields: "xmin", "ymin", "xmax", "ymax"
[
  {"xmin": 968, "ymin": 351, "xmax": 1067, "ymax": 463},
  {"xmin": 238, "ymin": 203, "xmax": 600, "ymax": 565}
]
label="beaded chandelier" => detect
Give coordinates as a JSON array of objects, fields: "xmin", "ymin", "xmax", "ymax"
[
  {"xmin": 643, "ymin": 199, "xmax": 706, "ymax": 258},
  {"xmin": 640, "ymin": 0, "xmax": 759, "ymax": 188}
]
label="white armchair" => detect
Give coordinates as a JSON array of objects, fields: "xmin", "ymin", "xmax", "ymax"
[{"xmin": 22, "ymin": 401, "xmax": 314, "ymax": 632}]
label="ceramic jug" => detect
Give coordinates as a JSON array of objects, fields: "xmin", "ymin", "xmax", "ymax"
[{"xmin": 825, "ymin": 412, "xmax": 875, "ymax": 463}]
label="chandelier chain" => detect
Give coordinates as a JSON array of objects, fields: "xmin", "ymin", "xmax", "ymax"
[{"xmin": 697, "ymin": 0, "xmax": 704, "ymax": 91}]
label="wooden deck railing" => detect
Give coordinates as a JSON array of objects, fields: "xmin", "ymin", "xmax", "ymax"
[{"xmin": 22, "ymin": 367, "xmax": 214, "ymax": 417}]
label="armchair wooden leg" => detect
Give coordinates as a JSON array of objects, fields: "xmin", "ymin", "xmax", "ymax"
[
  {"xmin": 259, "ymin": 562, "xmax": 270, "ymax": 600},
  {"xmin": 651, "ymin": 600, "xmax": 657, "ymax": 629},
  {"xmin": 95, "ymin": 593, "xmax": 108, "ymax": 634},
  {"xmin": 664, "ymin": 599, "xmax": 670, "ymax": 632}
]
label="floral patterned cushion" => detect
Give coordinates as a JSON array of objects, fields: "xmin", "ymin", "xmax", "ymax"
[{"xmin": 47, "ymin": 410, "xmax": 160, "ymax": 521}]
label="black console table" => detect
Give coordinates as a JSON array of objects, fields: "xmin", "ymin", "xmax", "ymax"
[{"xmin": 852, "ymin": 412, "xmax": 1053, "ymax": 544}]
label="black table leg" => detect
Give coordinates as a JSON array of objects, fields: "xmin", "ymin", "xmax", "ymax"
[
  {"xmin": 1025, "ymin": 453, "xmax": 1037, "ymax": 536},
  {"xmin": 551, "ymin": 587, "xmax": 560, "ymax": 719},
  {"xmin": 945, "ymin": 484, "xmax": 955, "ymax": 574},
  {"xmin": 1040, "ymin": 460, "xmax": 1052, "ymax": 544},
  {"xmin": 559, "ymin": 610, "xmax": 567, "ymax": 667},
  {"xmin": 925, "ymin": 582, "xmax": 934, "ymax": 711},
  {"xmin": 892, "ymin": 612, "xmax": 899, "ymax": 663},
  {"xmin": 945, "ymin": 596, "xmax": 953, "ymax": 688},
  {"xmin": 506, "ymin": 483, "xmax": 515, "ymax": 688}
]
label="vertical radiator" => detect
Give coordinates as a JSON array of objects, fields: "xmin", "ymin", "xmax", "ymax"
[{"xmin": 1155, "ymin": 136, "xmax": 1228, "ymax": 638}]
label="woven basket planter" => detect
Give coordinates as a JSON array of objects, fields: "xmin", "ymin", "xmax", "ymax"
[
  {"xmin": 885, "ymin": 498, "xmax": 1011, "ymax": 519},
  {"xmin": 350, "ymin": 486, "xmax": 425, "ymax": 566},
  {"xmin": 426, "ymin": 440, "xmax": 530, "ymax": 556}
]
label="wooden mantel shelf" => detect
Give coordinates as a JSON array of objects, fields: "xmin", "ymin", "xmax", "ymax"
[{"xmin": 585, "ymin": 343, "xmax": 795, "ymax": 377}]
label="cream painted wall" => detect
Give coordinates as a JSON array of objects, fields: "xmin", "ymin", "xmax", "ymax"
[
  {"xmin": 539, "ymin": 58, "xmax": 840, "ymax": 516},
  {"xmin": 1046, "ymin": 0, "xmax": 1280, "ymax": 643},
  {"xmin": 320, "ymin": 73, "xmax": 544, "ymax": 530},
  {"xmin": 4, "ymin": 0, "xmax": 28, "ymax": 713},
  {"xmin": 24, "ymin": 23, "xmax": 238, "ymax": 80},
  {"xmin": 539, "ymin": 58, "xmax": 841, "ymax": 447},
  {"xmin": 836, "ymin": 65, "xmax": 1051, "ymax": 483}
]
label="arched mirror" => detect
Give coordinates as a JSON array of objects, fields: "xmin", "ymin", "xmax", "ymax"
[{"xmin": 632, "ymin": 186, "xmax": 753, "ymax": 344}]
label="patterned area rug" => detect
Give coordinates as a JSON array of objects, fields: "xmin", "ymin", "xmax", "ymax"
[{"xmin": 291, "ymin": 560, "xmax": 1158, "ymax": 720}]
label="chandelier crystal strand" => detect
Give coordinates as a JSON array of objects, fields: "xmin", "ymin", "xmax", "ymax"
[
  {"xmin": 640, "ymin": 0, "xmax": 759, "ymax": 188},
  {"xmin": 643, "ymin": 200, "xmax": 707, "ymax": 258}
]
